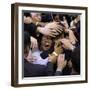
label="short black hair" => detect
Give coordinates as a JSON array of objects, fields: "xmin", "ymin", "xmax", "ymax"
[
  {"xmin": 24, "ymin": 12, "xmax": 31, "ymax": 17},
  {"xmin": 24, "ymin": 31, "xmax": 31, "ymax": 50}
]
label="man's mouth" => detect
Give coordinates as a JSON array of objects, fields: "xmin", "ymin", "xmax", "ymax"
[{"xmin": 45, "ymin": 43, "xmax": 50, "ymax": 47}]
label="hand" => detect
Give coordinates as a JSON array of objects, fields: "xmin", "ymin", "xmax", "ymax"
[
  {"xmin": 30, "ymin": 36, "xmax": 38, "ymax": 49},
  {"xmin": 60, "ymin": 38, "xmax": 75, "ymax": 50},
  {"xmin": 54, "ymin": 40, "xmax": 63, "ymax": 54},
  {"xmin": 48, "ymin": 54, "xmax": 57, "ymax": 63},
  {"xmin": 37, "ymin": 27, "xmax": 59, "ymax": 37},
  {"xmin": 65, "ymin": 29, "xmax": 77, "ymax": 44},
  {"xmin": 68, "ymin": 29, "xmax": 77, "ymax": 44},
  {"xmin": 73, "ymin": 15, "xmax": 80, "ymax": 24},
  {"xmin": 60, "ymin": 16, "xmax": 69, "ymax": 29},
  {"xmin": 57, "ymin": 54, "xmax": 67, "ymax": 71},
  {"xmin": 24, "ymin": 16, "xmax": 32, "ymax": 24},
  {"xmin": 70, "ymin": 15, "xmax": 80, "ymax": 29},
  {"xmin": 25, "ymin": 50, "xmax": 37, "ymax": 63},
  {"xmin": 45, "ymin": 22, "xmax": 63, "ymax": 33}
]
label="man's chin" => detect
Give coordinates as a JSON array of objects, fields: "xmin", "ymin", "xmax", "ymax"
[{"xmin": 43, "ymin": 47, "xmax": 50, "ymax": 51}]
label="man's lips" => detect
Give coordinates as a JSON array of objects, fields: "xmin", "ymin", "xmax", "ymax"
[{"xmin": 45, "ymin": 43, "xmax": 50, "ymax": 47}]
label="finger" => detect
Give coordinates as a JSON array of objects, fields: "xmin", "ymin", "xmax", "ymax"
[
  {"xmin": 59, "ymin": 54, "xmax": 64, "ymax": 61},
  {"xmin": 33, "ymin": 42, "xmax": 37, "ymax": 49},
  {"xmin": 45, "ymin": 30, "xmax": 56, "ymax": 37},
  {"xmin": 31, "ymin": 42, "xmax": 33, "ymax": 48},
  {"xmin": 49, "ymin": 33, "xmax": 57, "ymax": 37},
  {"xmin": 32, "ymin": 43, "xmax": 35, "ymax": 49},
  {"xmin": 51, "ymin": 29, "xmax": 57, "ymax": 33},
  {"xmin": 50, "ymin": 30, "xmax": 59, "ymax": 35},
  {"xmin": 35, "ymin": 42, "xmax": 38, "ymax": 48},
  {"xmin": 59, "ymin": 39, "xmax": 65, "ymax": 43},
  {"xmin": 55, "ymin": 28, "xmax": 62, "ymax": 33},
  {"xmin": 51, "ymin": 32, "xmax": 59, "ymax": 36},
  {"xmin": 57, "ymin": 25, "xmax": 63, "ymax": 30},
  {"xmin": 62, "ymin": 44, "xmax": 66, "ymax": 49},
  {"xmin": 34, "ymin": 41, "xmax": 38, "ymax": 48},
  {"xmin": 51, "ymin": 25, "xmax": 63, "ymax": 31},
  {"xmin": 49, "ymin": 34, "xmax": 56, "ymax": 37},
  {"xmin": 51, "ymin": 29, "xmax": 61, "ymax": 34},
  {"xmin": 57, "ymin": 25, "xmax": 63, "ymax": 29}
]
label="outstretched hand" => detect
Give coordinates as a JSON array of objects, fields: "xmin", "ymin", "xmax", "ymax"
[{"xmin": 57, "ymin": 54, "xmax": 67, "ymax": 71}]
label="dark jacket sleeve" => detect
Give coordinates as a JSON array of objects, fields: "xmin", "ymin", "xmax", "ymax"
[
  {"xmin": 45, "ymin": 62, "xmax": 54, "ymax": 76},
  {"xmin": 71, "ymin": 45, "xmax": 80, "ymax": 73},
  {"xmin": 24, "ymin": 60, "xmax": 46, "ymax": 77},
  {"xmin": 24, "ymin": 60, "xmax": 55, "ymax": 77}
]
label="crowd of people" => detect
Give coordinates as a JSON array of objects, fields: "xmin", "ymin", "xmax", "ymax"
[{"xmin": 23, "ymin": 12, "xmax": 80, "ymax": 77}]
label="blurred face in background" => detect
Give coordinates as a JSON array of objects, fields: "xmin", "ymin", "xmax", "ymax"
[
  {"xmin": 31, "ymin": 13, "xmax": 41, "ymax": 22},
  {"xmin": 54, "ymin": 14, "xmax": 60, "ymax": 22}
]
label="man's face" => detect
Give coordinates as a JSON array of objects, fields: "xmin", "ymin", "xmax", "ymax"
[
  {"xmin": 40, "ymin": 36, "xmax": 53, "ymax": 51},
  {"xmin": 54, "ymin": 15, "xmax": 60, "ymax": 22},
  {"xmin": 31, "ymin": 13, "xmax": 41, "ymax": 22}
]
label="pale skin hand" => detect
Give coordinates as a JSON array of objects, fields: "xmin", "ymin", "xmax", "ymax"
[
  {"xmin": 60, "ymin": 16, "xmax": 69, "ymax": 29},
  {"xmin": 68, "ymin": 29, "xmax": 77, "ymax": 44},
  {"xmin": 60, "ymin": 38, "xmax": 75, "ymax": 50},
  {"xmin": 37, "ymin": 27, "xmax": 59, "ymax": 37},
  {"xmin": 25, "ymin": 50, "xmax": 37, "ymax": 63},
  {"xmin": 37, "ymin": 21, "xmax": 64, "ymax": 37},
  {"xmin": 48, "ymin": 54, "xmax": 57, "ymax": 64},
  {"xmin": 57, "ymin": 54, "xmax": 67, "ymax": 71},
  {"xmin": 45, "ymin": 22, "xmax": 63, "ymax": 33},
  {"xmin": 37, "ymin": 22, "xmax": 63, "ymax": 37},
  {"xmin": 70, "ymin": 15, "xmax": 80, "ymax": 29},
  {"xmin": 30, "ymin": 36, "xmax": 38, "ymax": 49},
  {"xmin": 65, "ymin": 29, "xmax": 77, "ymax": 44}
]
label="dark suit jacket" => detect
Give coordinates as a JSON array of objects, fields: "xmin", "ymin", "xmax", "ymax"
[{"xmin": 24, "ymin": 59, "xmax": 54, "ymax": 77}]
